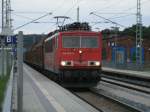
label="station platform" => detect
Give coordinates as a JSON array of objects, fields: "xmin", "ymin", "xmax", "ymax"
[
  {"xmin": 23, "ymin": 64, "xmax": 99, "ymax": 112},
  {"xmin": 102, "ymin": 67, "xmax": 150, "ymax": 79}
]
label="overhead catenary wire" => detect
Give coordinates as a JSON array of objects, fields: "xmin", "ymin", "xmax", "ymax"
[
  {"xmin": 94, "ymin": 0, "xmax": 123, "ymax": 13},
  {"xmin": 94, "ymin": 0, "xmax": 149, "ymax": 14},
  {"xmin": 83, "ymin": 0, "xmax": 149, "ymax": 31},
  {"xmin": 12, "ymin": 0, "xmax": 67, "ymax": 32},
  {"xmin": 41, "ymin": 0, "xmax": 82, "ymax": 34},
  {"xmin": 62, "ymin": 0, "xmax": 83, "ymax": 19},
  {"xmin": 12, "ymin": 13, "xmax": 59, "ymax": 24},
  {"xmin": 90, "ymin": 12, "xmax": 136, "ymax": 33},
  {"xmin": 12, "ymin": 0, "xmax": 150, "ymax": 34},
  {"xmin": 14, "ymin": 12, "xmax": 52, "ymax": 31},
  {"xmin": 12, "ymin": 11, "xmax": 49, "ymax": 14},
  {"xmin": 13, "ymin": 13, "xmax": 34, "ymax": 20},
  {"xmin": 12, "ymin": 11, "xmax": 135, "ymax": 25},
  {"xmin": 115, "ymin": 0, "xmax": 150, "ymax": 12},
  {"xmin": 91, "ymin": 12, "xmax": 136, "ymax": 21},
  {"xmin": 13, "ymin": 0, "xmax": 66, "ymax": 14},
  {"xmin": 108, "ymin": 14, "xmax": 136, "ymax": 20},
  {"xmin": 13, "ymin": 13, "xmax": 65, "ymax": 34},
  {"xmin": 88, "ymin": 0, "xmax": 150, "ymax": 23},
  {"xmin": 90, "ymin": 12, "xmax": 126, "ymax": 28},
  {"xmin": 81, "ymin": 0, "xmax": 132, "ymax": 23}
]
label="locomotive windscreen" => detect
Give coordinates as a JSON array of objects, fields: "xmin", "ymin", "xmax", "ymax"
[{"xmin": 62, "ymin": 36, "xmax": 98, "ymax": 48}]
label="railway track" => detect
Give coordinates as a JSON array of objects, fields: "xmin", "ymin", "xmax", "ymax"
[
  {"xmin": 101, "ymin": 77, "xmax": 150, "ymax": 94},
  {"xmin": 91, "ymin": 73, "xmax": 150, "ymax": 112},
  {"xmin": 71, "ymin": 89, "xmax": 139, "ymax": 112},
  {"xmin": 101, "ymin": 72, "xmax": 150, "ymax": 88},
  {"xmin": 70, "ymin": 72, "xmax": 150, "ymax": 112}
]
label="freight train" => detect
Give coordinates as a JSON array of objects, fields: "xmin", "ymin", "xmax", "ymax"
[{"xmin": 24, "ymin": 22, "xmax": 102, "ymax": 88}]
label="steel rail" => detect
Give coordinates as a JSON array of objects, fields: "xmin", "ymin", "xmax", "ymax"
[
  {"xmin": 71, "ymin": 91, "xmax": 104, "ymax": 112},
  {"xmin": 72, "ymin": 89, "xmax": 140, "ymax": 112},
  {"xmin": 90, "ymin": 88, "xmax": 142, "ymax": 112},
  {"xmin": 101, "ymin": 73, "xmax": 150, "ymax": 88},
  {"xmin": 101, "ymin": 77, "xmax": 150, "ymax": 94}
]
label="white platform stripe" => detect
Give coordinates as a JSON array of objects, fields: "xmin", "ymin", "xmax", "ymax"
[{"xmin": 24, "ymin": 67, "xmax": 66, "ymax": 112}]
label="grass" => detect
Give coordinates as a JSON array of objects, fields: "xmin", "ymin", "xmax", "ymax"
[
  {"xmin": 0, "ymin": 64, "xmax": 11, "ymax": 111},
  {"xmin": 0, "ymin": 75, "xmax": 10, "ymax": 110}
]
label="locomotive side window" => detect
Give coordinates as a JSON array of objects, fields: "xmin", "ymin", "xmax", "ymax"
[
  {"xmin": 63, "ymin": 36, "xmax": 80, "ymax": 48},
  {"xmin": 55, "ymin": 36, "xmax": 58, "ymax": 48},
  {"xmin": 45, "ymin": 39, "xmax": 53, "ymax": 52},
  {"xmin": 45, "ymin": 41, "xmax": 49, "ymax": 52},
  {"xmin": 49, "ymin": 40, "xmax": 53, "ymax": 52},
  {"xmin": 81, "ymin": 37, "xmax": 98, "ymax": 48}
]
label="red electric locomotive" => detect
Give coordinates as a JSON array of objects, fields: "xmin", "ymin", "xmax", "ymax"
[{"xmin": 25, "ymin": 22, "xmax": 102, "ymax": 88}]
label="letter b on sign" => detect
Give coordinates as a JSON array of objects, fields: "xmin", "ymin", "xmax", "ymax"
[{"xmin": 7, "ymin": 36, "xmax": 12, "ymax": 43}]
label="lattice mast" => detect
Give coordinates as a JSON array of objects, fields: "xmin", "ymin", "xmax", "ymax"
[
  {"xmin": 1, "ymin": 0, "xmax": 13, "ymax": 35},
  {"xmin": 136, "ymin": 0, "xmax": 142, "ymax": 64}
]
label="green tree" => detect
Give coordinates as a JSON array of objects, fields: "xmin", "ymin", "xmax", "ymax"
[{"xmin": 121, "ymin": 25, "xmax": 150, "ymax": 39}]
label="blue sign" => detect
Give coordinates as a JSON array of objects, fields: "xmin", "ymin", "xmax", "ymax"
[
  {"xmin": 112, "ymin": 46, "xmax": 127, "ymax": 64},
  {"xmin": 5, "ymin": 36, "xmax": 17, "ymax": 44},
  {"xmin": 130, "ymin": 47, "xmax": 144, "ymax": 63}
]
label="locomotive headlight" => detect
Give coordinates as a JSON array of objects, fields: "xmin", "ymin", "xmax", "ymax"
[
  {"xmin": 61, "ymin": 61, "xmax": 66, "ymax": 66},
  {"xmin": 88, "ymin": 61, "xmax": 101, "ymax": 66},
  {"xmin": 61, "ymin": 61, "xmax": 73, "ymax": 66},
  {"xmin": 95, "ymin": 61, "xmax": 100, "ymax": 66},
  {"xmin": 79, "ymin": 50, "xmax": 82, "ymax": 54}
]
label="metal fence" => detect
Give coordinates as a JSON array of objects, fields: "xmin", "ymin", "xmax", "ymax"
[{"xmin": 102, "ymin": 60, "xmax": 150, "ymax": 71}]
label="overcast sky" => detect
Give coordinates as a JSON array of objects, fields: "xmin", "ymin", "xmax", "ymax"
[{"xmin": 1, "ymin": 0, "xmax": 150, "ymax": 34}]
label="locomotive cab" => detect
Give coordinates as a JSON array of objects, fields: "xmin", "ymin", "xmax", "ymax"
[
  {"xmin": 56, "ymin": 31, "xmax": 102, "ymax": 87},
  {"xmin": 59, "ymin": 32, "xmax": 102, "ymax": 69}
]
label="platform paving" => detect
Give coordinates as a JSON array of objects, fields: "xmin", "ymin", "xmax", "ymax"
[
  {"xmin": 23, "ymin": 64, "xmax": 99, "ymax": 112},
  {"xmin": 23, "ymin": 71, "xmax": 56, "ymax": 112}
]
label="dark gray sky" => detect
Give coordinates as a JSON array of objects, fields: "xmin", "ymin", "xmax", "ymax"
[{"xmin": 1, "ymin": 0, "xmax": 150, "ymax": 34}]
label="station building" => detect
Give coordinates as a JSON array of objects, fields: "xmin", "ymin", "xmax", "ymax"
[{"xmin": 103, "ymin": 35, "xmax": 150, "ymax": 64}]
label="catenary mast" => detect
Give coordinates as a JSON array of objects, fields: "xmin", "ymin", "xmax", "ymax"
[
  {"xmin": 136, "ymin": 0, "xmax": 142, "ymax": 65},
  {"xmin": 1, "ymin": 0, "xmax": 13, "ymax": 35}
]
